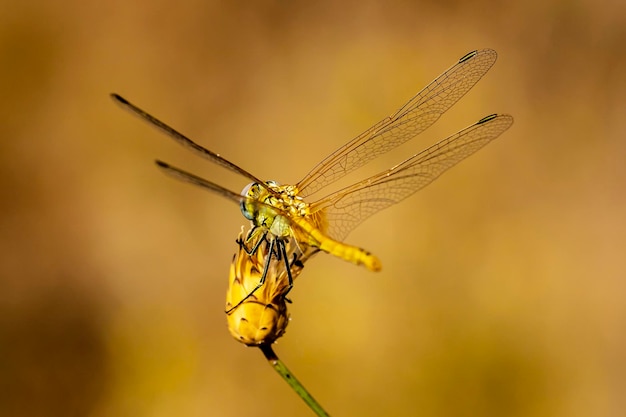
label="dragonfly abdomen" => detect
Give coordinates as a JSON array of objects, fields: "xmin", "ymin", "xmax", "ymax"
[
  {"xmin": 289, "ymin": 214, "xmax": 382, "ymax": 271},
  {"xmin": 318, "ymin": 236, "xmax": 382, "ymax": 272}
]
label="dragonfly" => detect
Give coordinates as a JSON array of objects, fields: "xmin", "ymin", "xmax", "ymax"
[{"xmin": 112, "ymin": 48, "xmax": 513, "ymax": 346}]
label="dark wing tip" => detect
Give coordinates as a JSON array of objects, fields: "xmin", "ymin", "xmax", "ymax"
[
  {"xmin": 110, "ymin": 93, "xmax": 128, "ymax": 105},
  {"xmin": 459, "ymin": 48, "xmax": 498, "ymax": 63},
  {"xmin": 476, "ymin": 113, "xmax": 515, "ymax": 125},
  {"xmin": 459, "ymin": 50, "xmax": 479, "ymax": 62},
  {"xmin": 477, "ymin": 114, "xmax": 498, "ymax": 124}
]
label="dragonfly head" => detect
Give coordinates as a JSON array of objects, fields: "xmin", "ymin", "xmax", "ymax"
[{"xmin": 240, "ymin": 180, "xmax": 281, "ymax": 221}]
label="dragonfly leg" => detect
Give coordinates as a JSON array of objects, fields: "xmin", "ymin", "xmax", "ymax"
[
  {"xmin": 272, "ymin": 237, "xmax": 286, "ymax": 261},
  {"xmin": 237, "ymin": 226, "xmax": 268, "ymax": 256},
  {"xmin": 226, "ymin": 237, "xmax": 276, "ymax": 314},
  {"xmin": 278, "ymin": 239, "xmax": 294, "ymax": 302}
]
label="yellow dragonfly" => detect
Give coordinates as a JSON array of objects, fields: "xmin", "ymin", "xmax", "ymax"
[{"xmin": 112, "ymin": 48, "xmax": 513, "ymax": 345}]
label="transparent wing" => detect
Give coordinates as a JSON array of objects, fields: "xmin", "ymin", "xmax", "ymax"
[
  {"xmin": 112, "ymin": 94, "xmax": 277, "ymax": 196},
  {"xmin": 311, "ymin": 114, "xmax": 514, "ymax": 241},
  {"xmin": 155, "ymin": 160, "xmax": 248, "ymax": 204},
  {"xmin": 296, "ymin": 49, "xmax": 498, "ymax": 197},
  {"xmin": 155, "ymin": 160, "xmax": 306, "ymax": 236}
]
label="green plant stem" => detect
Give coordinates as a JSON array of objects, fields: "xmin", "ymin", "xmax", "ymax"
[{"xmin": 259, "ymin": 343, "xmax": 331, "ymax": 417}]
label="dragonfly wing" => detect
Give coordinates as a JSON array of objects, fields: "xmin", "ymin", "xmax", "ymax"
[
  {"xmin": 155, "ymin": 160, "xmax": 246, "ymax": 204},
  {"xmin": 156, "ymin": 160, "xmax": 316, "ymax": 242},
  {"xmin": 112, "ymin": 94, "xmax": 277, "ymax": 195},
  {"xmin": 312, "ymin": 114, "xmax": 514, "ymax": 241},
  {"xmin": 296, "ymin": 49, "xmax": 498, "ymax": 197}
]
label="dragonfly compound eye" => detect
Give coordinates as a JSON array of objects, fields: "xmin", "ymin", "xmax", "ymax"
[{"xmin": 240, "ymin": 182, "xmax": 258, "ymax": 220}]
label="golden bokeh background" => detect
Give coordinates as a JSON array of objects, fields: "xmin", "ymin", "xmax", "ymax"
[{"xmin": 1, "ymin": 1, "xmax": 624, "ymax": 416}]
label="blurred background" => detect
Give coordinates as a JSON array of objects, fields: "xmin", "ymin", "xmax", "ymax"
[{"xmin": 1, "ymin": 1, "xmax": 624, "ymax": 416}]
